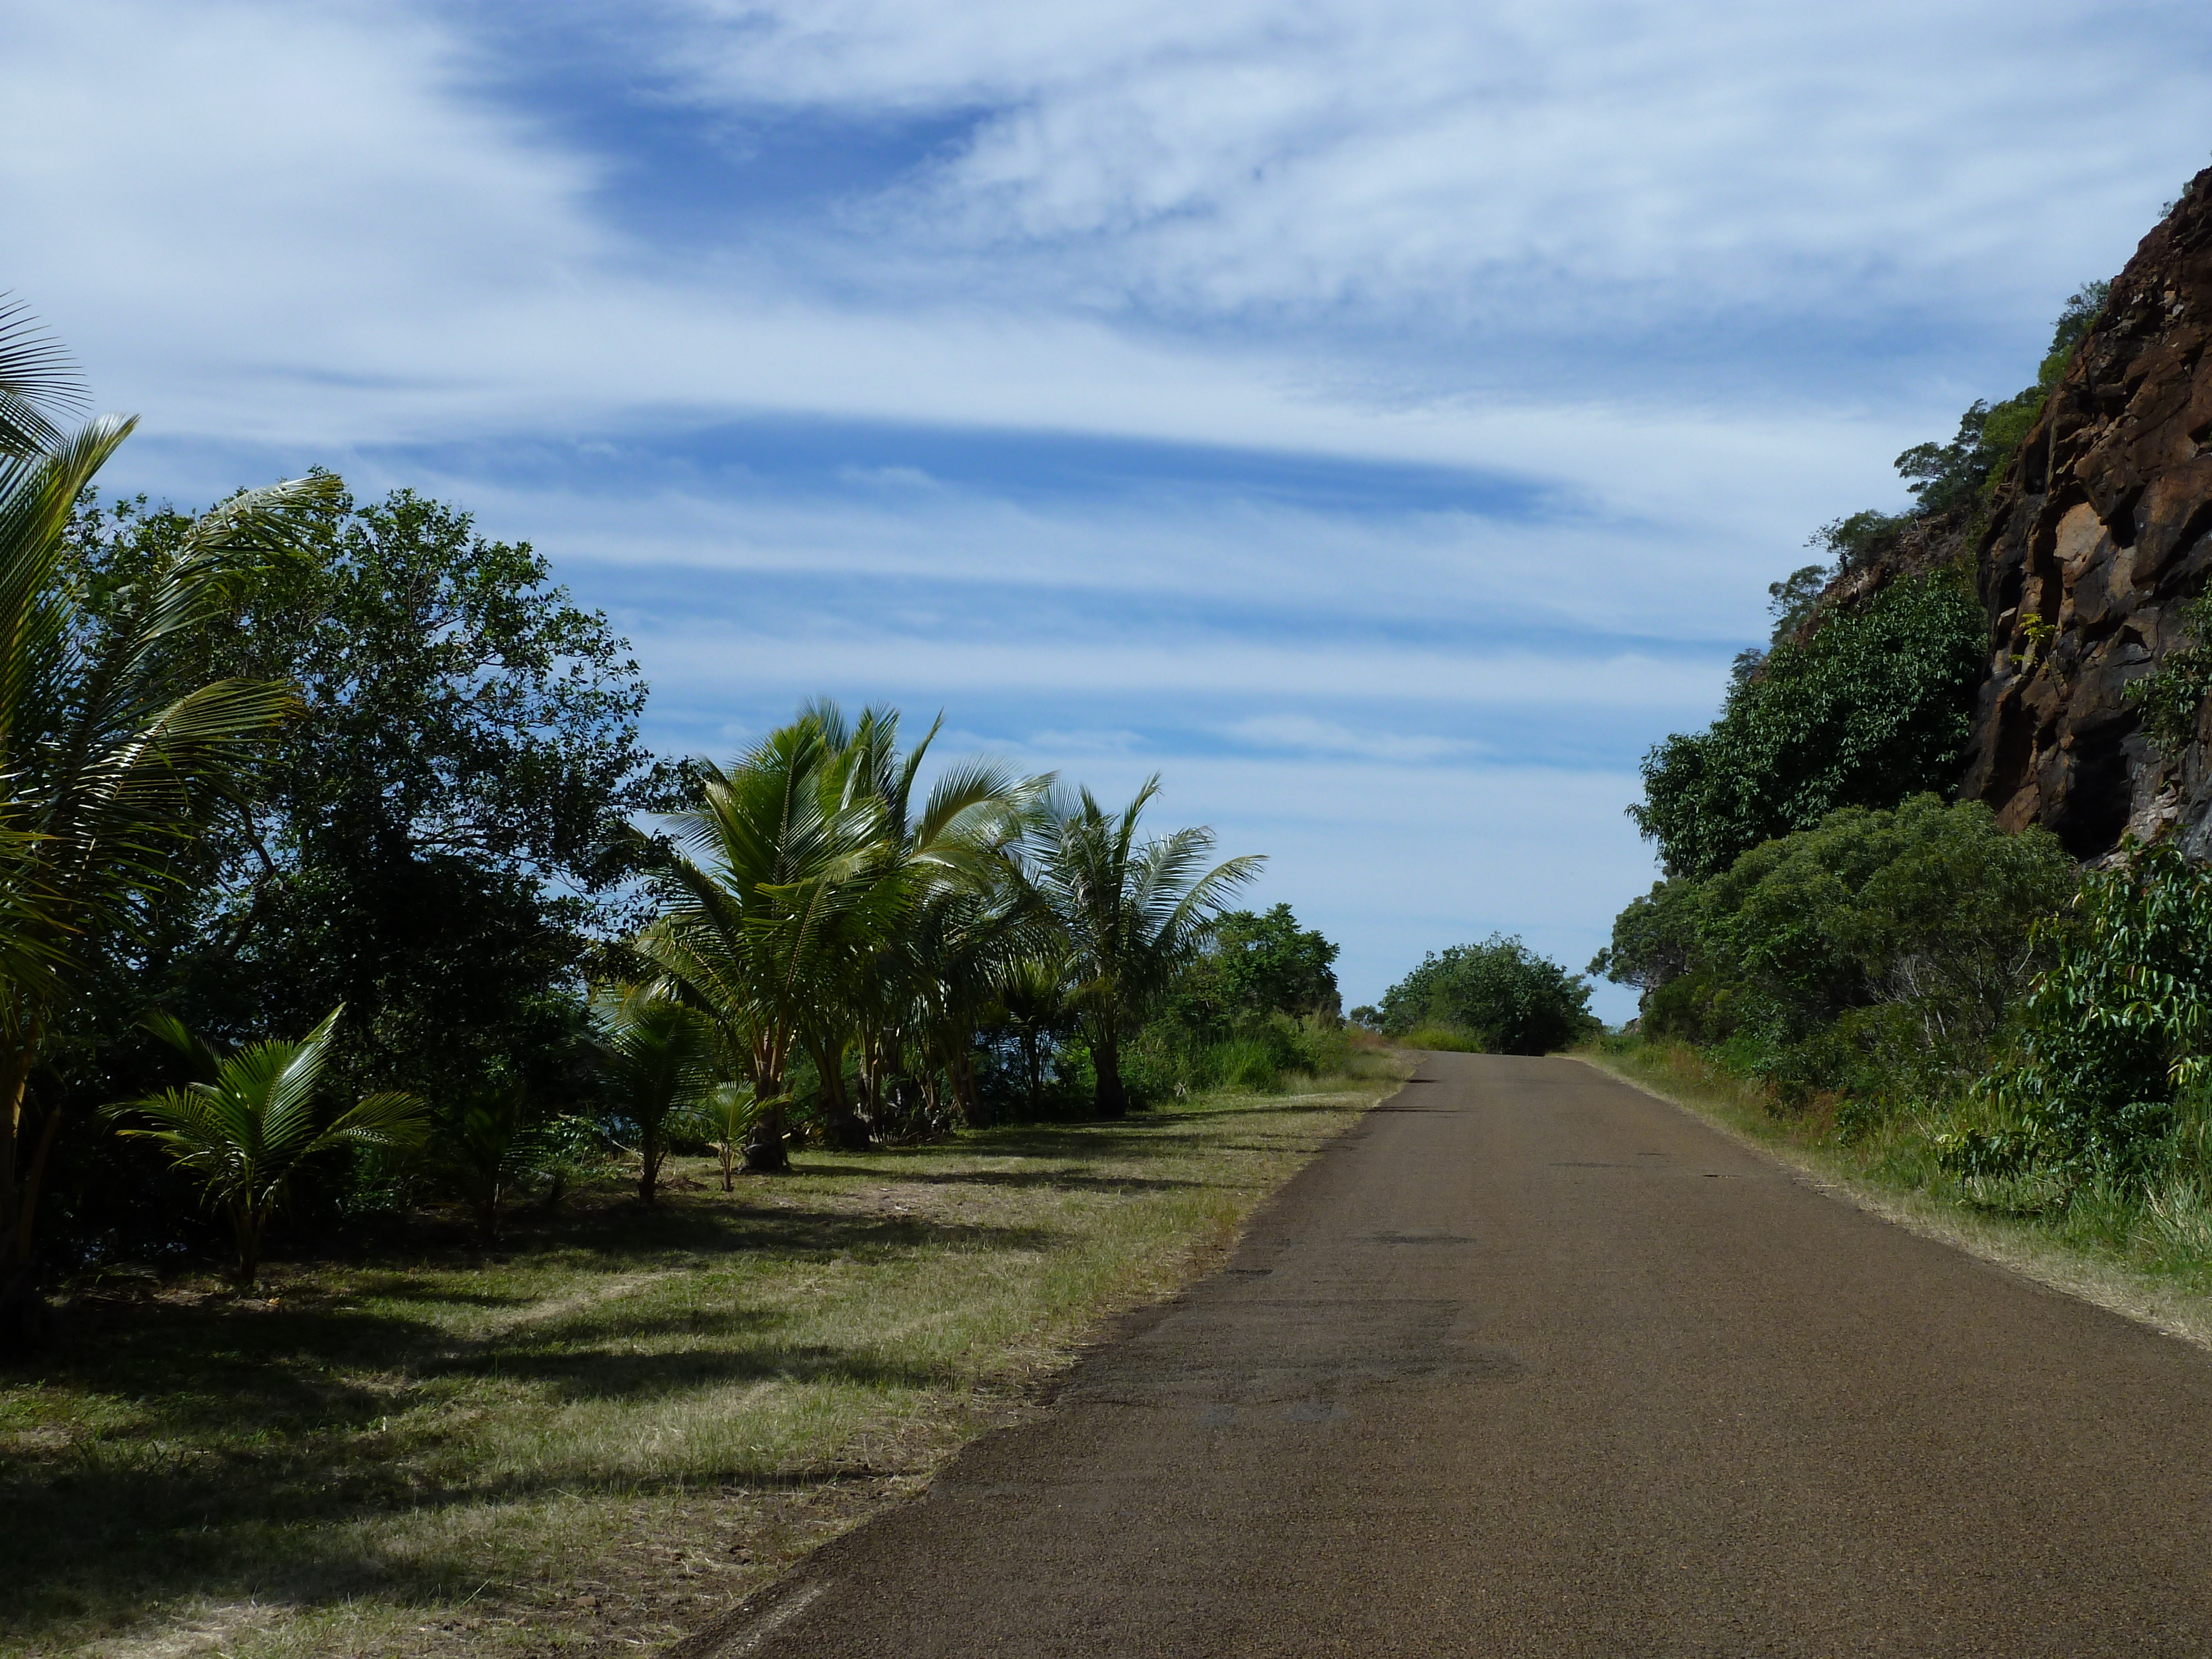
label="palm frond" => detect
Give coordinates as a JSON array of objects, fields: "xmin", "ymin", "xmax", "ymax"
[{"xmin": 0, "ymin": 296, "xmax": 88, "ymax": 460}]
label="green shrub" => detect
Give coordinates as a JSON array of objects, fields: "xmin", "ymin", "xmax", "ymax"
[
  {"xmin": 1949, "ymin": 841, "xmax": 2212, "ymax": 1185},
  {"xmin": 1603, "ymin": 796, "xmax": 2076, "ymax": 1108},
  {"xmin": 1379, "ymin": 936, "xmax": 1595, "ymax": 1054}
]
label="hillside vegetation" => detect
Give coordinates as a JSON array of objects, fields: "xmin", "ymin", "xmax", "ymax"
[{"xmin": 1600, "ymin": 169, "xmax": 2212, "ymax": 1285}]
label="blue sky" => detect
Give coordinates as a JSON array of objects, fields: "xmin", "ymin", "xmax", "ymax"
[{"xmin": 7, "ymin": 2, "xmax": 2210, "ymax": 1019}]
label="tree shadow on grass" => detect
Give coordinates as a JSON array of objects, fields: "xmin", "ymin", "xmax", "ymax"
[{"xmin": 813, "ymin": 1164, "xmax": 1209, "ymax": 1194}]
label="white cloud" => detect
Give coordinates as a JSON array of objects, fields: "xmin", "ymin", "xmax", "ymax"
[
  {"xmin": 1222, "ymin": 714, "xmax": 1486, "ymax": 763},
  {"xmin": 661, "ymin": 0, "xmax": 2208, "ymax": 328}
]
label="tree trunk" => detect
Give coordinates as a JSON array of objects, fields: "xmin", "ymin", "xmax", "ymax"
[
  {"xmin": 950, "ymin": 1045, "xmax": 980, "ymax": 1128},
  {"xmin": 235, "ymin": 1200, "xmax": 267, "ymax": 1294},
  {"xmin": 743, "ymin": 1099, "xmax": 791, "ymax": 1172},
  {"xmin": 1093, "ymin": 1027, "xmax": 1127, "ymax": 1119},
  {"xmin": 1022, "ymin": 1030, "xmax": 1042, "ymax": 1114},
  {"xmin": 810, "ymin": 1040, "xmax": 872, "ymax": 1151},
  {"xmin": 639, "ymin": 1129, "xmax": 662, "ymax": 1205},
  {"xmin": 0, "ymin": 1057, "xmax": 58, "ymax": 1353}
]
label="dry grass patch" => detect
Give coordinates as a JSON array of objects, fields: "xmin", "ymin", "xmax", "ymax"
[{"xmin": 1, "ymin": 1063, "xmax": 1400, "ymax": 1659}]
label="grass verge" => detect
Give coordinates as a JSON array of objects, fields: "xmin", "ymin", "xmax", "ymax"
[
  {"xmin": 1577, "ymin": 1036, "xmax": 2212, "ymax": 1354},
  {"xmin": 1, "ymin": 1061, "xmax": 1402, "ymax": 1659}
]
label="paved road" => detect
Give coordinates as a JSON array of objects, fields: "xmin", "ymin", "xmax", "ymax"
[{"xmin": 688, "ymin": 1053, "xmax": 2212, "ymax": 1656}]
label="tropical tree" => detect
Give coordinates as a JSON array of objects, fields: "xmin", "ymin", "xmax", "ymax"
[
  {"xmin": 697, "ymin": 1082, "xmax": 768, "ymax": 1193},
  {"xmin": 106, "ymin": 1008, "xmax": 425, "ymax": 1290},
  {"xmin": 421, "ymin": 1082, "xmax": 562, "ymax": 1244},
  {"xmin": 0, "ymin": 302, "xmax": 335, "ymax": 1338},
  {"xmin": 1025, "ymin": 778, "xmax": 1261, "ymax": 1117},
  {"xmin": 592, "ymin": 985, "xmax": 717, "ymax": 1205},
  {"xmin": 632, "ymin": 703, "xmax": 1035, "ymax": 1161}
]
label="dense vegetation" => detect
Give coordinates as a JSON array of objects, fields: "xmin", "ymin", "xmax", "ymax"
[
  {"xmin": 0, "ymin": 312, "xmax": 1355, "ymax": 1331},
  {"xmin": 1363, "ymin": 933, "xmax": 1596, "ymax": 1055},
  {"xmin": 1631, "ymin": 281, "xmax": 2111, "ymax": 884},
  {"xmin": 1605, "ymin": 275, "xmax": 2212, "ymax": 1251}
]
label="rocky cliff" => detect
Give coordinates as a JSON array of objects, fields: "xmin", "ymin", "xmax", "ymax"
[{"xmin": 1960, "ymin": 165, "xmax": 2212, "ymax": 858}]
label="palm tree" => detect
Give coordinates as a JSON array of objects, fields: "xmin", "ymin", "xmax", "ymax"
[
  {"xmin": 632, "ymin": 703, "xmax": 1036, "ymax": 1161},
  {"xmin": 107, "ymin": 1009, "xmax": 425, "ymax": 1291},
  {"xmin": 422, "ymin": 1082, "xmax": 558, "ymax": 1244},
  {"xmin": 825, "ymin": 707, "xmax": 1044, "ymax": 1140},
  {"xmin": 1026, "ymin": 778, "xmax": 1261, "ymax": 1117},
  {"xmin": 996, "ymin": 950, "xmax": 1076, "ymax": 1118},
  {"xmin": 0, "ymin": 302, "xmax": 337, "ymax": 1338},
  {"xmin": 592, "ymin": 985, "xmax": 717, "ymax": 1205},
  {"xmin": 698, "ymin": 1082, "xmax": 768, "ymax": 1192},
  {"xmin": 628, "ymin": 714, "xmax": 888, "ymax": 1170}
]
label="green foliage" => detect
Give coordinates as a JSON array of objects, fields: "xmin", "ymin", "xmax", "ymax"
[
  {"xmin": 64, "ymin": 483, "xmax": 667, "ymax": 1110},
  {"xmin": 106, "ymin": 1008, "xmax": 426, "ymax": 1289},
  {"xmin": 1602, "ymin": 797, "xmax": 2077, "ymax": 1109},
  {"xmin": 1026, "ymin": 778, "xmax": 1262, "ymax": 1117},
  {"xmin": 1119, "ymin": 1014, "xmax": 1349, "ymax": 1103},
  {"xmin": 0, "ymin": 384, "xmax": 335, "ymax": 1312},
  {"xmin": 417, "ymin": 1082, "xmax": 571, "ymax": 1243},
  {"xmin": 1765, "ymin": 562, "xmax": 1829, "ymax": 640},
  {"xmin": 1631, "ymin": 575, "xmax": 1986, "ymax": 878},
  {"xmin": 1809, "ymin": 509, "xmax": 1913, "ymax": 574},
  {"xmin": 1892, "ymin": 280, "xmax": 2109, "ymax": 519},
  {"xmin": 1955, "ymin": 842, "xmax": 2212, "ymax": 1186},
  {"xmin": 590, "ymin": 986, "xmax": 721, "ymax": 1206},
  {"xmin": 2125, "ymin": 591, "xmax": 2212, "ymax": 759},
  {"xmin": 1157, "ymin": 902, "xmax": 1340, "ymax": 1039},
  {"xmin": 1378, "ymin": 935, "xmax": 1595, "ymax": 1054}
]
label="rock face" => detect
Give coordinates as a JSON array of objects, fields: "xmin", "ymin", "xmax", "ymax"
[{"xmin": 1961, "ymin": 166, "xmax": 2212, "ymax": 858}]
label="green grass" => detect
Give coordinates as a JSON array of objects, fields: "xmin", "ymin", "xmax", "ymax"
[
  {"xmin": 1578, "ymin": 1035, "xmax": 2212, "ymax": 1355},
  {"xmin": 1, "ymin": 1061, "xmax": 1402, "ymax": 1659}
]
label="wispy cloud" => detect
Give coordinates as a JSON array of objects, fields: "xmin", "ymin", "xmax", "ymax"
[{"xmin": 9, "ymin": 0, "xmax": 2205, "ymax": 1012}]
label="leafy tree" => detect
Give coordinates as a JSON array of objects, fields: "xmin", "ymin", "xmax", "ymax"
[
  {"xmin": 1025, "ymin": 779, "xmax": 1260, "ymax": 1117},
  {"xmin": 0, "ymin": 321, "xmax": 332, "ymax": 1337},
  {"xmin": 1378, "ymin": 936, "xmax": 1594, "ymax": 1054},
  {"xmin": 1893, "ymin": 280, "xmax": 2109, "ymax": 517},
  {"xmin": 106, "ymin": 1009, "xmax": 425, "ymax": 1290},
  {"xmin": 1631, "ymin": 575, "xmax": 1985, "ymax": 879},
  {"xmin": 1601, "ymin": 797, "xmax": 2075, "ymax": 1107},
  {"xmin": 66, "ymin": 486, "xmax": 667, "ymax": 1108},
  {"xmin": 1214, "ymin": 905, "xmax": 1341, "ymax": 1022}
]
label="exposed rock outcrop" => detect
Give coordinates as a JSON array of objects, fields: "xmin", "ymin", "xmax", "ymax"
[{"xmin": 1960, "ymin": 166, "xmax": 2212, "ymax": 858}]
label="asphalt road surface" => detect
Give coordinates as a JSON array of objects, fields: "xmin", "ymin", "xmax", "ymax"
[{"xmin": 686, "ymin": 1053, "xmax": 2212, "ymax": 1656}]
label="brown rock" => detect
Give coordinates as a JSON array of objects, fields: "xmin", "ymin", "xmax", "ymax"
[{"xmin": 1962, "ymin": 164, "xmax": 2212, "ymax": 857}]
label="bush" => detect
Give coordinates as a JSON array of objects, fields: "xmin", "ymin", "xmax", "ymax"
[
  {"xmin": 1378, "ymin": 936, "xmax": 1596, "ymax": 1055},
  {"xmin": 1601, "ymin": 796, "xmax": 2077, "ymax": 1109},
  {"xmin": 1954, "ymin": 841, "xmax": 2212, "ymax": 1184}
]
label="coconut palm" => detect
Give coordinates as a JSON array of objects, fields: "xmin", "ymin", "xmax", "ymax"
[
  {"xmin": 0, "ymin": 303, "xmax": 338, "ymax": 1337},
  {"xmin": 107, "ymin": 1009, "xmax": 425, "ymax": 1291},
  {"xmin": 422, "ymin": 1082, "xmax": 562, "ymax": 1244},
  {"xmin": 697, "ymin": 1082, "xmax": 769, "ymax": 1193},
  {"xmin": 1025, "ymin": 778, "xmax": 1261, "ymax": 1117},
  {"xmin": 824, "ymin": 707, "xmax": 1045, "ymax": 1140},
  {"xmin": 592, "ymin": 985, "xmax": 718, "ymax": 1204},
  {"xmin": 632, "ymin": 703, "xmax": 1036, "ymax": 1161}
]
